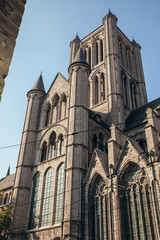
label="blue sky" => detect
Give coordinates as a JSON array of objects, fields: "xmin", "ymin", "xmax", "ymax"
[{"xmin": 0, "ymin": 0, "xmax": 159, "ymax": 179}]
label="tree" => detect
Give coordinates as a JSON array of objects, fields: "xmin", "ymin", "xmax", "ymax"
[{"xmin": 0, "ymin": 192, "xmax": 14, "ymax": 240}]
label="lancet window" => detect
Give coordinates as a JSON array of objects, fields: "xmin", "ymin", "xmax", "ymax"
[
  {"xmin": 95, "ymin": 76, "xmax": 99, "ymax": 104},
  {"xmin": 52, "ymin": 94, "xmax": 60, "ymax": 123},
  {"xmin": 45, "ymin": 103, "xmax": 51, "ymax": 127},
  {"xmin": 100, "ymin": 39, "xmax": 103, "ymax": 62},
  {"xmin": 41, "ymin": 141, "xmax": 47, "ymax": 162},
  {"xmin": 57, "ymin": 134, "xmax": 64, "ymax": 157},
  {"xmin": 55, "ymin": 164, "xmax": 65, "ymax": 224},
  {"xmin": 100, "ymin": 73, "xmax": 105, "ymax": 101},
  {"xmin": 28, "ymin": 172, "xmax": 42, "ymax": 229},
  {"xmin": 118, "ymin": 39, "xmax": 123, "ymax": 65},
  {"xmin": 89, "ymin": 175, "xmax": 108, "ymax": 240},
  {"xmin": 119, "ymin": 163, "xmax": 156, "ymax": 239},
  {"xmin": 121, "ymin": 73, "xmax": 128, "ymax": 105},
  {"xmin": 130, "ymin": 82, "xmax": 137, "ymax": 110},
  {"xmin": 60, "ymin": 94, "xmax": 67, "ymax": 119},
  {"xmin": 41, "ymin": 168, "xmax": 54, "ymax": 227},
  {"xmin": 48, "ymin": 132, "xmax": 56, "ymax": 159}
]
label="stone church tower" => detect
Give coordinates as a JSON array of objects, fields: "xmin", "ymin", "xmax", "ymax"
[{"xmin": 0, "ymin": 10, "xmax": 160, "ymax": 240}]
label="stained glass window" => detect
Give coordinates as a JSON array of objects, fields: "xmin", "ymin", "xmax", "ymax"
[
  {"xmin": 55, "ymin": 164, "xmax": 65, "ymax": 224},
  {"xmin": 41, "ymin": 168, "xmax": 54, "ymax": 227},
  {"xmin": 28, "ymin": 172, "xmax": 41, "ymax": 229}
]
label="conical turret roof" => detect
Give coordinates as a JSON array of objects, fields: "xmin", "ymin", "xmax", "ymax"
[
  {"xmin": 73, "ymin": 47, "xmax": 86, "ymax": 64},
  {"xmin": 5, "ymin": 165, "xmax": 10, "ymax": 177},
  {"xmin": 31, "ymin": 72, "xmax": 45, "ymax": 93},
  {"xmin": 73, "ymin": 33, "xmax": 80, "ymax": 41}
]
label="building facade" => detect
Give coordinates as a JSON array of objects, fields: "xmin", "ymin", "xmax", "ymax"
[{"xmin": 0, "ymin": 10, "xmax": 160, "ymax": 240}]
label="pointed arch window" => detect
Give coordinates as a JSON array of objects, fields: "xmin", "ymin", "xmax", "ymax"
[
  {"xmin": 57, "ymin": 134, "xmax": 64, "ymax": 156},
  {"xmin": 89, "ymin": 175, "xmax": 107, "ymax": 240},
  {"xmin": 96, "ymin": 42, "xmax": 98, "ymax": 65},
  {"xmin": 45, "ymin": 103, "xmax": 51, "ymax": 127},
  {"xmin": 122, "ymin": 73, "xmax": 128, "ymax": 105},
  {"xmin": 100, "ymin": 73, "xmax": 105, "ymax": 101},
  {"xmin": 41, "ymin": 168, "xmax": 54, "ymax": 227},
  {"xmin": 126, "ymin": 47, "xmax": 131, "ymax": 72},
  {"xmin": 48, "ymin": 132, "xmax": 56, "ymax": 159},
  {"xmin": 130, "ymin": 82, "xmax": 137, "ymax": 110},
  {"xmin": 100, "ymin": 39, "xmax": 103, "ymax": 62},
  {"xmin": 118, "ymin": 39, "xmax": 123, "ymax": 65},
  {"xmin": 95, "ymin": 76, "xmax": 99, "ymax": 104},
  {"xmin": 89, "ymin": 47, "xmax": 91, "ymax": 66},
  {"xmin": 28, "ymin": 172, "xmax": 42, "ymax": 229},
  {"xmin": 41, "ymin": 141, "xmax": 47, "ymax": 162},
  {"xmin": 55, "ymin": 164, "xmax": 65, "ymax": 224},
  {"xmin": 52, "ymin": 94, "xmax": 60, "ymax": 123},
  {"xmin": 98, "ymin": 133, "xmax": 104, "ymax": 151},
  {"xmin": 119, "ymin": 163, "xmax": 156, "ymax": 239}
]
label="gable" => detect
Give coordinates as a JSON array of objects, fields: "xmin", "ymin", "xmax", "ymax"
[
  {"xmin": 85, "ymin": 149, "xmax": 108, "ymax": 186},
  {"xmin": 45, "ymin": 73, "xmax": 70, "ymax": 102}
]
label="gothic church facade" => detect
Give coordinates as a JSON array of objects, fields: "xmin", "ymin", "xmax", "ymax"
[{"xmin": 0, "ymin": 10, "xmax": 160, "ymax": 240}]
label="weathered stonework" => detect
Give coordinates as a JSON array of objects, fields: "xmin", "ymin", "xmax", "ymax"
[
  {"xmin": 0, "ymin": 10, "xmax": 160, "ymax": 240},
  {"xmin": 0, "ymin": 0, "xmax": 26, "ymax": 101}
]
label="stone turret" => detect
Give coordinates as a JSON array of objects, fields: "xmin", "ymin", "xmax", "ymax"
[
  {"xmin": 63, "ymin": 48, "xmax": 90, "ymax": 239},
  {"xmin": 103, "ymin": 10, "xmax": 124, "ymax": 127},
  {"xmin": 10, "ymin": 73, "xmax": 46, "ymax": 239}
]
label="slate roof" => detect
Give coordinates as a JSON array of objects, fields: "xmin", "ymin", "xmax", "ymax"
[
  {"xmin": 125, "ymin": 97, "xmax": 160, "ymax": 131},
  {"xmin": 0, "ymin": 173, "xmax": 15, "ymax": 191},
  {"xmin": 73, "ymin": 47, "xmax": 86, "ymax": 64},
  {"xmin": 31, "ymin": 73, "xmax": 45, "ymax": 93}
]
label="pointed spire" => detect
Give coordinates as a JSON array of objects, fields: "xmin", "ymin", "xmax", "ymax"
[
  {"xmin": 103, "ymin": 8, "xmax": 117, "ymax": 22},
  {"xmin": 73, "ymin": 47, "xmax": 86, "ymax": 63},
  {"xmin": 73, "ymin": 33, "xmax": 80, "ymax": 41},
  {"xmin": 131, "ymin": 37, "xmax": 141, "ymax": 48},
  {"xmin": 31, "ymin": 72, "xmax": 45, "ymax": 93},
  {"xmin": 6, "ymin": 165, "xmax": 10, "ymax": 177}
]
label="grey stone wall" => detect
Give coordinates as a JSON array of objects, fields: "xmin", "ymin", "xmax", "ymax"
[{"xmin": 0, "ymin": 0, "xmax": 26, "ymax": 101}]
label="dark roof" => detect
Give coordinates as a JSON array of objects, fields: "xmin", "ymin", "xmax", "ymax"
[
  {"xmin": 73, "ymin": 47, "xmax": 86, "ymax": 63},
  {"xmin": 73, "ymin": 33, "xmax": 80, "ymax": 41},
  {"xmin": 124, "ymin": 97, "xmax": 160, "ymax": 131},
  {"xmin": 31, "ymin": 73, "xmax": 45, "ymax": 93},
  {"xmin": 0, "ymin": 173, "xmax": 15, "ymax": 191}
]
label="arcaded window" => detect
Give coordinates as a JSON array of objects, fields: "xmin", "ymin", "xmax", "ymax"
[
  {"xmin": 130, "ymin": 82, "xmax": 137, "ymax": 110},
  {"xmin": 41, "ymin": 141, "xmax": 47, "ymax": 162},
  {"xmin": 95, "ymin": 76, "xmax": 99, "ymax": 104},
  {"xmin": 89, "ymin": 175, "xmax": 108, "ymax": 240},
  {"xmin": 137, "ymin": 139, "xmax": 147, "ymax": 152},
  {"xmin": 41, "ymin": 168, "xmax": 54, "ymax": 227},
  {"xmin": 89, "ymin": 47, "xmax": 91, "ymax": 66},
  {"xmin": 98, "ymin": 133, "xmax": 104, "ymax": 151},
  {"xmin": 100, "ymin": 39, "xmax": 103, "ymax": 62},
  {"xmin": 52, "ymin": 94, "xmax": 60, "ymax": 123},
  {"xmin": 96, "ymin": 42, "xmax": 98, "ymax": 65},
  {"xmin": 122, "ymin": 73, "xmax": 128, "ymax": 105},
  {"xmin": 100, "ymin": 73, "xmax": 105, "ymax": 101},
  {"xmin": 126, "ymin": 47, "xmax": 131, "ymax": 72},
  {"xmin": 48, "ymin": 132, "xmax": 56, "ymax": 159},
  {"xmin": 60, "ymin": 94, "xmax": 67, "ymax": 119},
  {"xmin": 92, "ymin": 134, "xmax": 98, "ymax": 152},
  {"xmin": 45, "ymin": 103, "xmax": 51, "ymax": 127},
  {"xmin": 28, "ymin": 172, "xmax": 42, "ymax": 229},
  {"xmin": 118, "ymin": 39, "xmax": 123, "ymax": 65},
  {"xmin": 55, "ymin": 164, "xmax": 65, "ymax": 224},
  {"xmin": 119, "ymin": 163, "xmax": 156, "ymax": 239},
  {"xmin": 57, "ymin": 134, "xmax": 64, "ymax": 156}
]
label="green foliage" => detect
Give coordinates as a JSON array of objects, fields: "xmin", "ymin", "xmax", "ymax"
[{"xmin": 0, "ymin": 192, "xmax": 14, "ymax": 240}]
